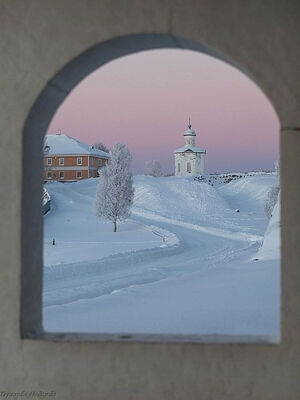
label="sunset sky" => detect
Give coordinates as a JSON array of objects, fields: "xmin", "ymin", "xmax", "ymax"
[{"xmin": 47, "ymin": 49, "xmax": 279, "ymax": 174}]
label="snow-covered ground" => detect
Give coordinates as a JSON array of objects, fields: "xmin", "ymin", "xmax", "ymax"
[
  {"xmin": 256, "ymin": 191, "xmax": 280, "ymax": 261},
  {"xmin": 43, "ymin": 173, "xmax": 280, "ymax": 340},
  {"xmin": 44, "ymin": 179, "xmax": 176, "ymax": 266}
]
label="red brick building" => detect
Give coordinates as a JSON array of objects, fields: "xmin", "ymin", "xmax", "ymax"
[{"xmin": 43, "ymin": 134, "xmax": 110, "ymax": 182}]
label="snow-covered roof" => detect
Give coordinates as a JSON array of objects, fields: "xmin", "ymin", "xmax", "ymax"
[
  {"xmin": 44, "ymin": 134, "xmax": 110, "ymax": 158},
  {"xmin": 183, "ymin": 127, "xmax": 196, "ymax": 136},
  {"xmin": 174, "ymin": 146, "xmax": 206, "ymax": 154}
]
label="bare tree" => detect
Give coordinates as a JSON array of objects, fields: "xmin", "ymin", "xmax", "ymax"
[
  {"xmin": 93, "ymin": 141, "xmax": 109, "ymax": 153},
  {"xmin": 95, "ymin": 143, "xmax": 134, "ymax": 232},
  {"xmin": 145, "ymin": 160, "xmax": 163, "ymax": 177},
  {"xmin": 264, "ymin": 185, "xmax": 280, "ymax": 219}
]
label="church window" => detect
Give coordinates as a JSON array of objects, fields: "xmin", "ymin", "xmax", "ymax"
[
  {"xmin": 187, "ymin": 162, "xmax": 191, "ymax": 173},
  {"xmin": 178, "ymin": 163, "xmax": 180, "ymax": 172}
]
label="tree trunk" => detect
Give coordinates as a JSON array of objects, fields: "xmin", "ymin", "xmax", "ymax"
[{"xmin": 113, "ymin": 220, "xmax": 117, "ymax": 232}]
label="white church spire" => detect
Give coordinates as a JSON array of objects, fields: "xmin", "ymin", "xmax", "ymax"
[
  {"xmin": 174, "ymin": 120, "xmax": 206, "ymax": 176},
  {"xmin": 184, "ymin": 118, "xmax": 196, "ymax": 147}
]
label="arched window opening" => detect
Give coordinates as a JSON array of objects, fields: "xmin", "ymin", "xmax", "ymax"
[{"xmin": 22, "ymin": 35, "xmax": 280, "ymax": 343}]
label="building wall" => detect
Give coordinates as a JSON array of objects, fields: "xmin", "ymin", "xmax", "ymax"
[
  {"xmin": 1, "ymin": 1, "xmax": 300, "ymax": 399},
  {"xmin": 44, "ymin": 155, "xmax": 89, "ymax": 167},
  {"xmin": 200, "ymin": 153, "xmax": 205, "ymax": 175},
  {"xmin": 185, "ymin": 136, "xmax": 195, "ymax": 146},
  {"xmin": 43, "ymin": 155, "xmax": 107, "ymax": 181},
  {"xmin": 175, "ymin": 152, "xmax": 205, "ymax": 176},
  {"xmin": 44, "ymin": 169, "xmax": 88, "ymax": 181}
]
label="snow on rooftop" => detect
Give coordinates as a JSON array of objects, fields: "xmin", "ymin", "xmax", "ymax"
[
  {"xmin": 174, "ymin": 145, "xmax": 206, "ymax": 154},
  {"xmin": 44, "ymin": 134, "xmax": 110, "ymax": 158},
  {"xmin": 183, "ymin": 127, "xmax": 196, "ymax": 136}
]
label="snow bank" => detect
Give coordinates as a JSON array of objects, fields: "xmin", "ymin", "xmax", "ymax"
[
  {"xmin": 133, "ymin": 175, "xmax": 237, "ymax": 231},
  {"xmin": 256, "ymin": 193, "xmax": 280, "ymax": 260},
  {"xmin": 218, "ymin": 174, "xmax": 278, "ymax": 208}
]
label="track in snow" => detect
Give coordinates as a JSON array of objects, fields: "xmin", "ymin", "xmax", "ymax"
[{"xmin": 43, "ymin": 174, "xmax": 280, "ymax": 336}]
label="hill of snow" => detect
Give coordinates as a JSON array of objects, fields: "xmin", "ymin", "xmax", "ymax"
[{"xmin": 134, "ymin": 175, "xmax": 232, "ymax": 228}]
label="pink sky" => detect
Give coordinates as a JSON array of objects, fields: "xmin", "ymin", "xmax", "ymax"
[{"xmin": 47, "ymin": 49, "xmax": 279, "ymax": 174}]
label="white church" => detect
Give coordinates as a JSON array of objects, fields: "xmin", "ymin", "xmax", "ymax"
[{"xmin": 174, "ymin": 120, "xmax": 206, "ymax": 176}]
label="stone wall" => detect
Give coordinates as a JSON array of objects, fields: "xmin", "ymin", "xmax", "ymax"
[{"xmin": 0, "ymin": 1, "xmax": 299, "ymax": 399}]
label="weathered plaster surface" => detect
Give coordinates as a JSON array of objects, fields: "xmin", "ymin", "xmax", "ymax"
[{"xmin": 0, "ymin": 1, "xmax": 299, "ymax": 398}]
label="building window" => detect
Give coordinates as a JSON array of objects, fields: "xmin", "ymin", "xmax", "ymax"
[
  {"xmin": 47, "ymin": 171, "xmax": 52, "ymax": 179},
  {"xmin": 47, "ymin": 158, "xmax": 52, "ymax": 165},
  {"xmin": 178, "ymin": 163, "xmax": 180, "ymax": 173},
  {"xmin": 91, "ymin": 158, "xmax": 94, "ymax": 166},
  {"xmin": 59, "ymin": 171, "xmax": 64, "ymax": 179},
  {"xmin": 98, "ymin": 158, "xmax": 102, "ymax": 166},
  {"xmin": 187, "ymin": 162, "xmax": 191, "ymax": 173},
  {"xmin": 77, "ymin": 157, "xmax": 82, "ymax": 165},
  {"xmin": 76, "ymin": 171, "xmax": 82, "ymax": 179},
  {"xmin": 59, "ymin": 157, "xmax": 64, "ymax": 166}
]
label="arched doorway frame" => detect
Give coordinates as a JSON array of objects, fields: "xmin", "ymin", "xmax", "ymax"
[{"xmin": 21, "ymin": 33, "xmax": 279, "ymax": 341}]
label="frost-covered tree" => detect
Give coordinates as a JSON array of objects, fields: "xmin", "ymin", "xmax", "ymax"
[
  {"xmin": 264, "ymin": 185, "xmax": 280, "ymax": 219},
  {"xmin": 145, "ymin": 160, "xmax": 163, "ymax": 177},
  {"xmin": 93, "ymin": 141, "xmax": 109, "ymax": 153},
  {"xmin": 95, "ymin": 143, "xmax": 134, "ymax": 232}
]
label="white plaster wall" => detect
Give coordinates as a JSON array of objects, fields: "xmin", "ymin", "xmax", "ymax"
[
  {"xmin": 175, "ymin": 152, "xmax": 205, "ymax": 176},
  {"xmin": 174, "ymin": 153, "xmax": 184, "ymax": 176},
  {"xmin": 200, "ymin": 153, "xmax": 205, "ymax": 175},
  {"xmin": 185, "ymin": 136, "xmax": 196, "ymax": 146}
]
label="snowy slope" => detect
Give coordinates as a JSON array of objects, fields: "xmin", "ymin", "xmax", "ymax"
[
  {"xmin": 44, "ymin": 179, "xmax": 175, "ymax": 267},
  {"xmin": 217, "ymin": 174, "xmax": 279, "ymax": 235},
  {"xmin": 43, "ymin": 173, "xmax": 280, "ymax": 339},
  {"xmin": 217, "ymin": 173, "xmax": 278, "ymax": 212},
  {"xmin": 134, "ymin": 175, "xmax": 233, "ymax": 227},
  {"xmin": 256, "ymin": 193, "xmax": 280, "ymax": 260}
]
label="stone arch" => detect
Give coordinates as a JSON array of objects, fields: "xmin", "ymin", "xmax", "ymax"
[
  {"xmin": 0, "ymin": 0, "xmax": 299, "ymax": 396},
  {"xmin": 21, "ymin": 33, "xmax": 281, "ymax": 337}
]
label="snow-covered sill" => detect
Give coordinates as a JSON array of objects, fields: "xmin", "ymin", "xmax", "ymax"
[{"xmin": 24, "ymin": 331, "xmax": 280, "ymax": 344}]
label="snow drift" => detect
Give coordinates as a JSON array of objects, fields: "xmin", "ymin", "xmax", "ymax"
[{"xmin": 257, "ymin": 192, "xmax": 280, "ymax": 260}]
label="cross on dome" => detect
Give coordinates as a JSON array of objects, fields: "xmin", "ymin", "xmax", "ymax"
[{"xmin": 184, "ymin": 118, "xmax": 196, "ymax": 136}]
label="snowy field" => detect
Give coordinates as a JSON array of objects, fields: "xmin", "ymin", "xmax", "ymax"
[
  {"xmin": 43, "ymin": 179, "xmax": 176, "ymax": 266},
  {"xmin": 43, "ymin": 173, "xmax": 280, "ymax": 340}
]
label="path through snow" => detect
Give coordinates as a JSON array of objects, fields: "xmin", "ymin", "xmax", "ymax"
[{"xmin": 43, "ymin": 174, "xmax": 280, "ymax": 339}]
